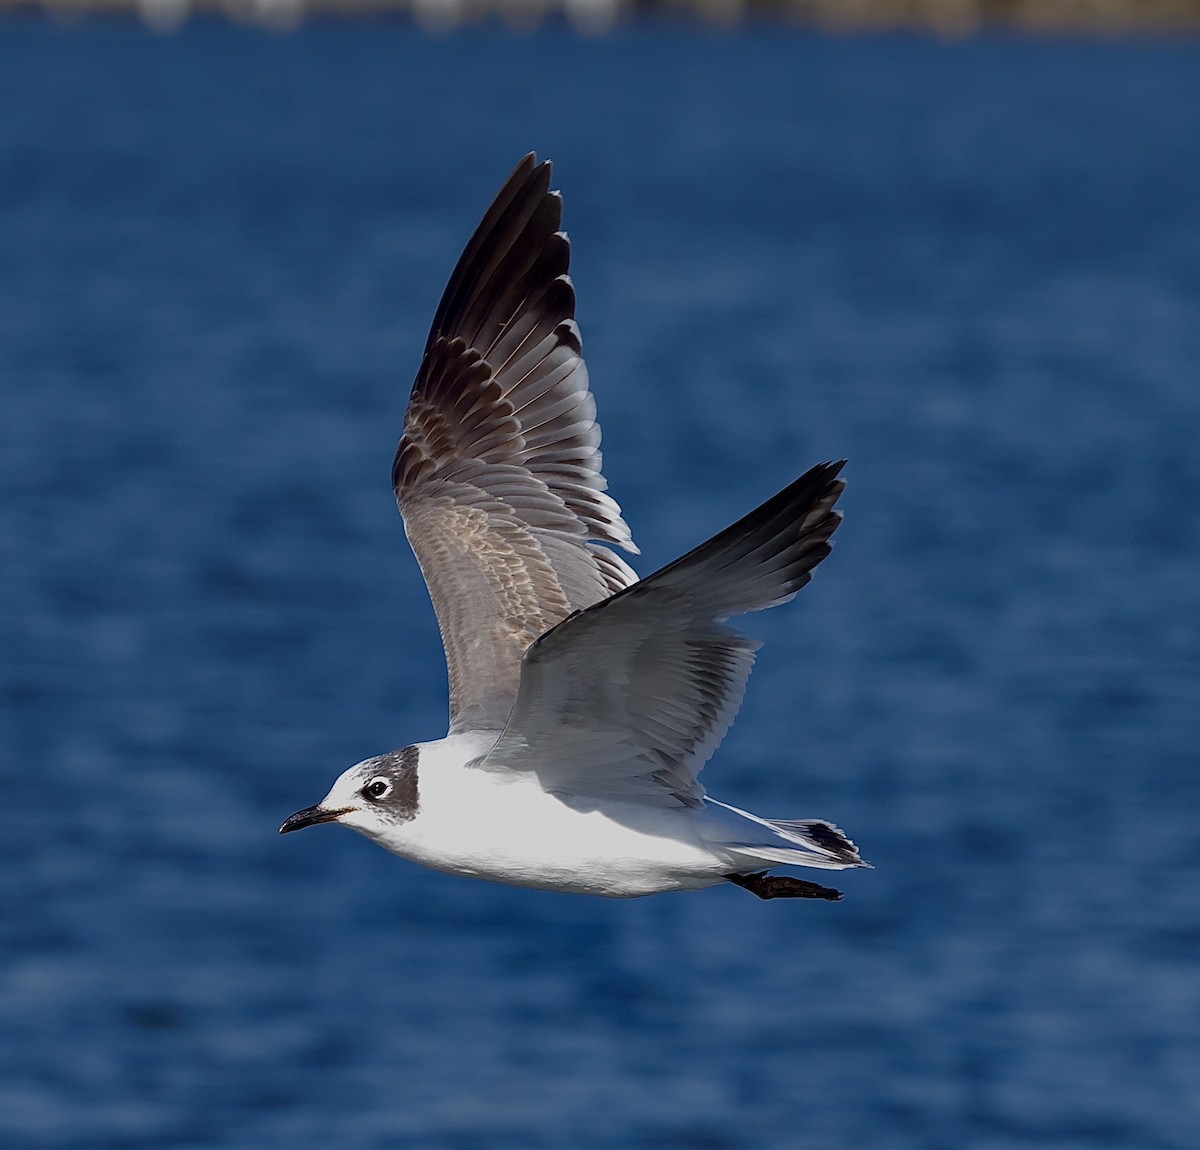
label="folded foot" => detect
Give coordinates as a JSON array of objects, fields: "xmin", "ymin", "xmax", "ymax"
[{"xmin": 727, "ymin": 870, "xmax": 844, "ymax": 901}]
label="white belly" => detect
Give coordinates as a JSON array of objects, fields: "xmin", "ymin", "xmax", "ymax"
[{"xmin": 353, "ymin": 754, "xmax": 732, "ymax": 898}]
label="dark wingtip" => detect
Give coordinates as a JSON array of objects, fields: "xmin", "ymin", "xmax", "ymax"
[
  {"xmin": 510, "ymin": 151, "xmax": 540, "ymax": 179},
  {"xmin": 509, "ymin": 151, "xmax": 551, "ymax": 190}
]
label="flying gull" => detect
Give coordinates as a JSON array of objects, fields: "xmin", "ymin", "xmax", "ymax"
[{"xmin": 281, "ymin": 154, "xmax": 868, "ymax": 900}]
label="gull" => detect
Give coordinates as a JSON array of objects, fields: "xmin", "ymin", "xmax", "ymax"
[{"xmin": 280, "ymin": 154, "xmax": 868, "ymax": 901}]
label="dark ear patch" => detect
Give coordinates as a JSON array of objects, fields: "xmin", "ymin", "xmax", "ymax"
[{"xmin": 374, "ymin": 746, "xmax": 420, "ymax": 822}]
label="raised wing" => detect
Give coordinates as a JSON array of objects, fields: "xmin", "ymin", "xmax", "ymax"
[
  {"xmin": 394, "ymin": 154, "xmax": 638, "ymax": 735},
  {"xmin": 480, "ymin": 461, "xmax": 846, "ymax": 809}
]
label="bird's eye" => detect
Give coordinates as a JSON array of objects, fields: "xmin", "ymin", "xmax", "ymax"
[{"xmin": 362, "ymin": 777, "xmax": 391, "ymax": 801}]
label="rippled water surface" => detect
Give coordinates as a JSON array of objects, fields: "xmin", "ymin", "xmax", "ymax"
[{"xmin": 2, "ymin": 20, "xmax": 1199, "ymax": 1150}]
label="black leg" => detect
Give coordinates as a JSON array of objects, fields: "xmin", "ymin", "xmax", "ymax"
[{"xmin": 727, "ymin": 870, "xmax": 844, "ymax": 901}]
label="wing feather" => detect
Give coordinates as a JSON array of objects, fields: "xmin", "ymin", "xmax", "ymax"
[
  {"xmin": 395, "ymin": 155, "xmax": 637, "ymax": 734},
  {"xmin": 480, "ymin": 462, "xmax": 846, "ymax": 808}
]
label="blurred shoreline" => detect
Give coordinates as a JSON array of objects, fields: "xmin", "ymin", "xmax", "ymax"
[{"xmin": 4, "ymin": 0, "xmax": 1200, "ymax": 34}]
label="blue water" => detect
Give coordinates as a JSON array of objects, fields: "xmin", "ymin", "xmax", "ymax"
[{"xmin": 2, "ymin": 18, "xmax": 1199, "ymax": 1149}]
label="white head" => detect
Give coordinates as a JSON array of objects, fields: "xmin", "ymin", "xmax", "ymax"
[{"xmin": 279, "ymin": 747, "xmax": 420, "ymax": 843}]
